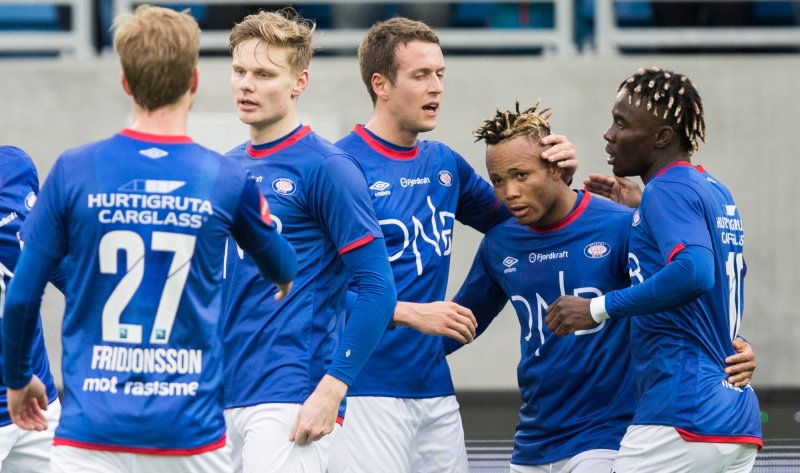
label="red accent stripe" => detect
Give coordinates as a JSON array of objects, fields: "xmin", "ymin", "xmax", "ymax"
[
  {"xmin": 247, "ymin": 126, "xmax": 312, "ymax": 158},
  {"xmin": 338, "ymin": 234, "xmax": 375, "ymax": 255},
  {"xmin": 53, "ymin": 434, "xmax": 226, "ymax": 456},
  {"xmin": 336, "ymin": 416, "xmax": 344, "ymax": 426},
  {"xmin": 353, "ymin": 125, "xmax": 418, "ymax": 161},
  {"xmin": 675, "ymin": 428, "xmax": 762, "ymax": 448},
  {"xmin": 666, "ymin": 243, "xmax": 686, "ymax": 263},
  {"xmin": 119, "ymin": 129, "xmax": 193, "ymax": 144},
  {"xmin": 259, "ymin": 193, "xmax": 272, "ymax": 225},
  {"xmin": 529, "ymin": 192, "xmax": 592, "ymax": 233},
  {"xmin": 654, "ymin": 161, "xmax": 694, "ymax": 178}
]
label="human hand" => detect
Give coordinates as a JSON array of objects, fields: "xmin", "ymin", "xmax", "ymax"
[
  {"xmin": 290, "ymin": 375, "xmax": 347, "ymax": 446},
  {"xmin": 274, "ymin": 281, "xmax": 293, "ymax": 301},
  {"xmin": 583, "ymin": 174, "xmax": 642, "ymax": 208},
  {"xmin": 7, "ymin": 375, "xmax": 48, "ymax": 431},
  {"xmin": 394, "ymin": 301, "xmax": 477, "ymax": 343},
  {"xmin": 725, "ymin": 338, "xmax": 756, "ymax": 387},
  {"xmin": 541, "ymin": 134, "xmax": 578, "ymax": 185},
  {"xmin": 544, "ymin": 296, "xmax": 597, "ymax": 336}
]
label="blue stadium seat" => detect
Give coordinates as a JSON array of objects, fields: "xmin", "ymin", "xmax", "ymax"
[
  {"xmin": 0, "ymin": 4, "xmax": 61, "ymax": 30},
  {"xmin": 751, "ymin": 2, "xmax": 798, "ymax": 26}
]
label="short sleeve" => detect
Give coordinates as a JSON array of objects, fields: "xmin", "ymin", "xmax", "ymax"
[
  {"xmin": 642, "ymin": 182, "xmax": 712, "ymax": 264},
  {"xmin": 453, "ymin": 152, "xmax": 509, "ymax": 233},
  {"xmin": 309, "ymin": 154, "xmax": 382, "ymax": 254},
  {"xmin": 21, "ymin": 158, "xmax": 68, "ymax": 259}
]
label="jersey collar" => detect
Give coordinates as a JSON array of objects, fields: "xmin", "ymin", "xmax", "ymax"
[
  {"xmin": 247, "ymin": 125, "xmax": 312, "ymax": 158},
  {"xmin": 353, "ymin": 125, "xmax": 419, "ymax": 160},
  {"xmin": 119, "ymin": 129, "xmax": 193, "ymax": 144},
  {"xmin": 528, "ymin": 191, "xmax": 591, "ymax": 233}
]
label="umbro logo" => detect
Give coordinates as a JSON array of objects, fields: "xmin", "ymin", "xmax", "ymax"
[
  {"xmin": 503, "ymin": 256, "xmax": 518, "ymax": 274},
  {"xmin": 370, "ymin": 181, "xmax": 391, "ymax": 197},
  {"xmin": 725, "ymin": 205, "xmax": 737, "ymax": 216},
  {"xmin": 139, "ymin": 147, "xmax": 168, "ymax": 159}
]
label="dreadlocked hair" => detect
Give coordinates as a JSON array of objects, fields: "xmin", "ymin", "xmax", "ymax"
[
  {"xmin": 619, "ymin": 67, "xmax": 706, "ymax": 154},
  {"xmin": 474, "ymin": 101, "xmax": 552, "ymax": 145}
]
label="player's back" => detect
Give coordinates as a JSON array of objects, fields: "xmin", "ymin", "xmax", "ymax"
[
  {"xmin": 26, "ymin": 130, "xmax": 259, "ymax": 452},
  {"xmin": 628, "ymin": 162, "xmax": 761, "ymax": 443},
  {"xmin": 0, "ymin": 146, "xmax": 58, "ymax": 427}
]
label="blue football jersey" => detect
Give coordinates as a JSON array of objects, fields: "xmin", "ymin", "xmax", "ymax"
[
  {"xmin": 222, "ymin": 126, "xmax": 383, "ymax": 412},
  {"xmin": 0, "ymin": 146, "xmax": 58, "ymax": 427},
  {"xmin": 336, "ymin": 125, "xmax": 508, "ymax": 397},
  {"xmin": 626, "ymin": 162, "xmax": 761, "ymax": 445},
  {"xmin": 21, "ymin": 129, "xmax": 288, "ymax": 454},
  {"xmin": 454, "ymin": 192, "xmax": 636, "ymax": 464}
]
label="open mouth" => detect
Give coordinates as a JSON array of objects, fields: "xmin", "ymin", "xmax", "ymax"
[{"xmin": 422, "ymin": 103, "xmax": 439, "ymax": 114}]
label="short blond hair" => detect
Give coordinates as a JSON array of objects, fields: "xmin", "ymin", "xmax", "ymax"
[
  {"xmin": 358, "ymin": 17, "xmax": 439, "ymax": 104},
  {"xmin": 229, "ymin": 8, "xmax": 315, "ymax": 73},
  {"xmin": 113, "ymin": 5, "xmax": 200, "ymax": 111}
]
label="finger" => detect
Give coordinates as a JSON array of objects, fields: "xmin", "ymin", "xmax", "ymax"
[
  {"xmin": 540, "ymin": 134, "xmax": 566, "ymax": 145},
  {"xmin": 724, "ymin": 360, "xmax": 755, "ymax": 374},
  {"xmin": 289, "ymin": 411, "xmax": 300, "ymax": 441},
  {"xmin": 455, "ymin": 306, "xmax": 478, "ymax": 329},
  {"xmin": 295, "ymin": 427, "xmax": 310, "ymax": 446},
  {"xmin": 274, "ymin": 288, "xmax": 287, "ymax": 301},
  {"xmin": 728, "ymin": 371, "xmax": 753, "ymax": 387},
  {"xmin": 542, "ymin": 148, "xmax": 576, "ymax": 163},
  {"xmin": 448, "ymin": 319, "xmax": 474, "ymax": 343},
  {"xmin": 37, "ymin": 393, "xmax": 48, "ymax": 411}
]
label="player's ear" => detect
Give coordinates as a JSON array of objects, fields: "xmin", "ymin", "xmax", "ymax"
[
  {"xmin": 292, "ymin": 69, "xmax": 309, "ymax": 98},
  {"xmin": 550, "ymin": 163, "xmax": 563, "ymax": 181},
  {"xmin": 654, "ymin": 125, "xmax": 674, "ymax": 149},
  {"xmin": 190, "ymin": 67, "xmax": 199, "ymax": 94},
  {"xmin": 372, "ymin": 73, "xmax": 389, "ymax": 101},
  {"xmin": 120, "ymin": 72, "xmax": 133, "ymax": 97}
]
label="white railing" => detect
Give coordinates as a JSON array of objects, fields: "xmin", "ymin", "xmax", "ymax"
[
  {"xmin": 112, "ymin": 0, "xmax": 575, "ymax": 55},
  {"xmin": 0, "ymin": 0, "xmax": 93, "ymax": 57},
  {"xmin": 595, "ymin": 0, "xmax": 800, "ymax": 55}
]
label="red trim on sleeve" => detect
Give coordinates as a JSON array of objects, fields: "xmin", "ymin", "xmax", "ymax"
[
  {"xmin": 338, "ymin": 234, "xmax": 375, "ymax": 255},
  {"xmin": 353, "ymin": 125, "xmax": 418, "ymax": 161},
  {"xmin": 675, "ymin": 428, "xmax": 762, "ymax": 449},
  {"xmin": 53, "ymin": 434, "xmax": 227, "ymax": 456},
  {"xmin": 259, "ymin": 193, "xmax": 272, "ymax": 225},
  {"xmin": 666, "ymin": 243, "xmax": 687, "ymax": 263},
  {"xmin": 119, "ymin": 129, "xmax": 193, "ymax": 144},
  {"xmin": 247, "ymin": 126, "xmax": 312, "ymax": 158},
  {"xmin": 336, "ymin": 416, "xmax": 344, "ymax": 426},
  {"xmin": 529, "ymin": 192, "xmax": 592, "ymax": 233}
]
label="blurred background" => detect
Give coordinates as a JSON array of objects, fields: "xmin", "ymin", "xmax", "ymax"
[{"xmin": 0, "ymin": 1, "xmax": 798, "ymax": 470}]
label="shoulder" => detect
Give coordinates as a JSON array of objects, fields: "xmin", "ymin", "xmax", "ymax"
[
  {"xmin": 0, "ymin": 146, "xmax": 34, "ymax": 165},
  {"xmin": 586, "ymin": 194, "xmax": 635, "ymax": 219},
  {"xmin": 223, "ymin": 141, "xmax": 250, "ymax": 160},
  {"xmin": 485, "ymin": 216, "xmax": 523, "ymax": 240}
]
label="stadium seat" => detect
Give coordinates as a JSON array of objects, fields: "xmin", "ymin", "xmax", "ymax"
[{"xmin": 0, "ymin": 4, "xmax": 62, "ymax": 30}]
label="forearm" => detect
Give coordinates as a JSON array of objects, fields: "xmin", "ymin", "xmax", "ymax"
[
  {"xmin": 2, "ymin": 248, "xmax": 57, "ymax": 388},
  {"xmin": 593, "ymin": 245, "xmax": 714, "ymax": 320},
  {"xmin": 328, "ymin": 240, "xmax": 396, "ymax": 385}
]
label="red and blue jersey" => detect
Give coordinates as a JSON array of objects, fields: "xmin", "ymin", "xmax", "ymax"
[
  {"xmin": 0, "ymin": 146, "xmax": 58, "ymax": 427},
  {"xmin": 452, "ymin": 192, "xmax": 636, "ymax": 464},
  {"xmin": 623, "ymin": 162, "xmax": 761, "ymax": 445},
  {"xmin": 222, "ymin": 126, "xmax": 384, "ymax": 413},
  {"xmin": 17, "ymin": 130, "xmax": 292, "ymax": 454},
  {"xmin": 336, "ymin": 125, "xmax": 508, "ymax": 398}
]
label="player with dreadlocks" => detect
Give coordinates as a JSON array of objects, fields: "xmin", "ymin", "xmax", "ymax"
[
  {"xmin": 437, "ymin": 100, "xmax": 638, "ymax": 472},
  {"xmin": 547, "ymin": 68, "xmax": 762, "ymax": 472}
]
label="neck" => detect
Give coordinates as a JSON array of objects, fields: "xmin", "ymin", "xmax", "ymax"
[
  {"xmin": 542, "ymin": 187, "xmax": 579, "ymax": 226},
  {"xmin": 364, "ymin": 106, "xmax": 419, "ymax": 148},
  {"xmin": 130, "ymin": 98, "xmax": 190, "ymax": 136},
  {"xmin": 642, "ymin": 149, "xmax": 692, "ymax": 183},
  {"xmin": 249, "ymin": 111, "xmax": 300, "ymax": 146}
]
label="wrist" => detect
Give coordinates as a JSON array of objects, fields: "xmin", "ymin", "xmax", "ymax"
[
  {"xmin": 392, "ymin": 301, "xmax": 417, "ymax": 328},
  {"xmin": 319, "ymin": 374, "xmax": 349, "ymax": 401},
  {"xmin": 590, "ymin": 296, "xmax": 610, "ymax": 323}
]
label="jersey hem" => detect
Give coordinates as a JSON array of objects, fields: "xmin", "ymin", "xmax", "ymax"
[
  {"xmin": 53, "ymin": 434, "xmax": 227, "ymax": 455},
  {"xmin": 675, "ymin": 427, "xmax": 763, "ymax": 448}
]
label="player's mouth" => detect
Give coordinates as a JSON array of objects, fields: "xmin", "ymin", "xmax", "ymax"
[
  {"xmin": 238, "ymin": 98, "xmax": 259, "ymax": 111},
  {"xmin": 509, "ymin": 205, "xmax": 530, "ymax": 219},
  {"xmin": 422, "ymin": 102, "xmax": 439, "ymax": 116},
  {"xmin": 605, "ymin": 145, "xmax": 615, "ymax": 165}
]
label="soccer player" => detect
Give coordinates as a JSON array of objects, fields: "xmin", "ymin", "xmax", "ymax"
[
  {"xmin": 222, "ymin": 9, "xmax": 396, "ymax": 473},
  {"xmin": 329, "ymin": 18, "xmax": 578, "ymax": 473},
  {"xmin": 0, "ymin": 146, "xmax": 63, "ymax": 472},
  {"xmin": 2, "ymin": 6, "xmax": 297, "ymax": 473},
  {"xmin": 546, "ymin": 67, "xmax": 762, "ymax": 472}
]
